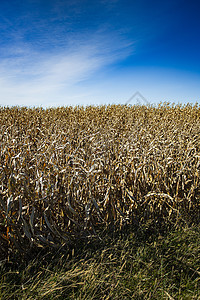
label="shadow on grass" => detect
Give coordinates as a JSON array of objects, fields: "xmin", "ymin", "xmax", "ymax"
[{"xmin": 0, "ymin": 224, "xmax": 199, "ymax": 299}]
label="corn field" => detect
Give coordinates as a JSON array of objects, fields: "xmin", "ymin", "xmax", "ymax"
[{"xmin": 0, "ymin": 104, "xmax": 200, "ymax": 259}]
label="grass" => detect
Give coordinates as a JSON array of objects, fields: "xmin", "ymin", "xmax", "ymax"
[{"xmin": 1, "ymin": 224, "xmax": 199, "ymax": 299}]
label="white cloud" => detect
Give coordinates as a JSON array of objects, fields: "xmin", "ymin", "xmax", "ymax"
[{"xmin": 0, "ymin": 32, "xmax": 134, "ymax": 107}]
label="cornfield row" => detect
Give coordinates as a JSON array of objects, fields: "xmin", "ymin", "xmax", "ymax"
[{"xmin": 0, "ymin": 103, "xmax": 200, "ymax": 259}]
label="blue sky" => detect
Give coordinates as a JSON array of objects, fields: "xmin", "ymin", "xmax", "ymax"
[{"xmin": 0, "ymin": 0, "xmax": 200, "ymax": 107}]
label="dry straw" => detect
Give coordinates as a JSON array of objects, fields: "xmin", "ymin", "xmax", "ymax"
[{"xmin": 0, "ymin": 104, "xmax": 199, "ymax": 258}]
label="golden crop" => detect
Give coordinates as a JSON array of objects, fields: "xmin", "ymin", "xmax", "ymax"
[{"xmin": 0, "ymin": 104, "xmax": 199, "ymax": 258}]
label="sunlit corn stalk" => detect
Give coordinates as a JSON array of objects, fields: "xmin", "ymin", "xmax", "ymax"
[{"xmin": 0, "ymin": 103, "xmax": 199, "ymax": 258}]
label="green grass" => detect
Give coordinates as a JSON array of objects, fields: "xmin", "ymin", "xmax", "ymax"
[{"xmin": 1, "ymin": 225, "xmax": 199, "ymax": 299}]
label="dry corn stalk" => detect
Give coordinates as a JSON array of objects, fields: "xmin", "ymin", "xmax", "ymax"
[{"xmin": 0, "ymin": 104, "xmax": 199, "ymax": 258}]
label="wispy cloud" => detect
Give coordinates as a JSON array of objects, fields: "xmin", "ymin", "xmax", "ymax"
[{"xmin": 0, "ymin": 31, "xmax": 134, "ymax": 106}]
